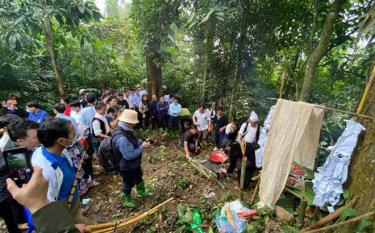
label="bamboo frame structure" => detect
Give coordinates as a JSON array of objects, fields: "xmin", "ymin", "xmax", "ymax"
[
  {"xmin": 267, "ymin": 97, "xmax": 374, "ymax": 120},
  {"xmin": 88, "ymin": 198, "xmax": 174, "ymax": 233}
]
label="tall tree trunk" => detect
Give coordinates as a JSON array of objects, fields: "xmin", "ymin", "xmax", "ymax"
[
  {"xmin": 336, "ymin": 61, "xmax": 375, "ymax": 233},
  {"xmin": 40, "ymin": 0, "xmax": 64, "ymax": 96},
  {"xmin": 307, "ymin": 0, "xmax": 319, "ymax": 56},
  {"xmin": 228, "ymin": 65, "xmax": 240, "ymax": 121},
  {"xmin": 201, "ymin": 51, "xmax": 209, "ymax": 105},
  {"xmin": 228, "ymin": 2, "xmax": 246, "ymax": 121},
  {"xmin": 299, "ymin": 0, "xmax": 345, "ymax": 101},
  {"xmin": 146, "ymin": 55, "xmax": 163, "ymax": 97},
  {"xmin": 201, "ymin": 19, "xmax": 214, "ymax": 105}
]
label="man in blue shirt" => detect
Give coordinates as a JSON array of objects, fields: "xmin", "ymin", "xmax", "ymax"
[
  {"xmin": 26, "ymin": 101, "xmax": 48, "ymax": 124},
  {"xmin": 53, "ymin": 104, "xmax": 78, "ymax": 134},
  {"xmin": 168, "ymin": 97, "xmax": 182, "ymax": 131},
  {"xmin": 79, "ymin": 93, "xmax": 97, "ymax": 134},
  {"xmin": 131, "ymin": 90, "xmax": 141, "ymax": 109},
  {"xmin": 113, "ymin": 109, "xmax": 151, "ymax": 208}
]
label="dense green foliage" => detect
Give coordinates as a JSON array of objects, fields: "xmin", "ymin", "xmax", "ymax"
[{"xmin": 0, "ymin": 0, "xmax": 374, "ymax": 159}]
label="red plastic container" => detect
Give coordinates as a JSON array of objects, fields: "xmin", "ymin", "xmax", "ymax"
[{"xmin": 209, "ymin": 150, "xmax": 229, "ymax": 163}]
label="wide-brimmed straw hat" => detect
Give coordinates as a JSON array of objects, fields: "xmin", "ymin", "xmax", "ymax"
[{"xmin": 118, "ymin": 109, "xmax": 139, "ymax": 124}]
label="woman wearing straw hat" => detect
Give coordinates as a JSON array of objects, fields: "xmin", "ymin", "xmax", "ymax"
[{"xmin": 112, "ymin": 109, "xmax": 152, "ymax": 208}]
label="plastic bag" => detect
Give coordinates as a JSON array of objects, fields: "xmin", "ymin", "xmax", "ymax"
[{"xmin": 215, "ymin": 200, "xmax": 249, "ymax": 233}]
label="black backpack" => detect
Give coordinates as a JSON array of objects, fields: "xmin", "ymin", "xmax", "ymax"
[{"xmin": 97, "ymin": 130, "xmax": 124, "ymax": 171}]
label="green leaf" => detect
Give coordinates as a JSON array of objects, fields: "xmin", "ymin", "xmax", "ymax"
[
  {"xmin": 201, "ymin": 8, "xmax": 215, "ymax": 24},
  {"xmin": 78, "ymin": 5, "xmax": 85, "ymax": 14},
  {"xmin": 13, "ymin": 15, "xmax": 25, "ymax": 26},
  {"xmin": 280, "ymin": 223, "xmax": 299, "ymax": 233},
  {"xmin": 339, "ymin": 208, "xmax": 356, "ymax": 220},
  {"xmin": 354, "ymin": 219, "xmax": 372, "ymax": 233},
  {"xmin": 343, "ymin": 189, "xmax": 350, "ymax": 200},
  {"xmin": 9, "ymin": 34, "xmax": 17, "ymax": 49}
]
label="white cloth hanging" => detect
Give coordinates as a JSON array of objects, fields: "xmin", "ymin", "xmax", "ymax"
[
  {"xmin": 254, "ymin": 106, "xmax": 275, "ymax": 168},
  {"xmin": 312, "ymin": 119, "xmax": 365, "ymax": 211}
]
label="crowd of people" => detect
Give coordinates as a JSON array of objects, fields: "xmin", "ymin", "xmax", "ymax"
[{"xmin": 0, "ymin": 87, "xmax": 261, "ymax": 233}]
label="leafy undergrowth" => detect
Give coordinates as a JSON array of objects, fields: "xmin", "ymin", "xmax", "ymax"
[
  {"xmin": 0, "ymin": 130, "xmax": 281, "ymax": 232},
  {"xmin": 83, "ymin": 130, "xmax": 280, "ymax": 232}
]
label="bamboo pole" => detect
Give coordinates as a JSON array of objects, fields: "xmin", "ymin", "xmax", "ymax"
[
  {"xmin": 88, "ymin": 198, "xmax": 174, "ymax": 232},
  {"xmin": 249, "ymin": 176, "xmax": 260, "ymax": 205},
  {"xmin": 279, "ymin": 70, "xmax": 286, "ymax": 99},
  {"xmin": 301, "ymin": 197, "xmax": 358, "ymax": 232},
  {"xmin": 302, "ymin": 211, "xmax": 375, "ymax": 233},
  {"xmin": 296, "ymin": 179, "xmax": 308, "ymax": 229},
  {"xmin": 239, "ymin": 142, "xmax": 247, "ymax": 200},
  {"xmin": 313, "ymin": 105, "xmax": 374, "ymax": 120},
  {"xmin": 88, "ymin": 214, "xmax": 140, "ymax": 231},
  {"xmin": 267, "ymin": 97, "xmax": 374, "ymax": 120},
  {"xmin": 67, "ymin": 151, "xmax": 84, "ymax": 209},
  {"xmin": 186, "ymin": 157, "xmax": 224, "ymax": 189},
  {"xmin": 356, "ymin": 62, "xmax": 375, "ymax": 115}
]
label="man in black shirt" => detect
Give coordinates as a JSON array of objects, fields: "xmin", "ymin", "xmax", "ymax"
[
  {"xmin": 182, "ymin": 125, "xmax": 199, "ymax": 158},
  {"xmin": 117, "ymin": 93, "xmax": 129, "ymax": 109},
  {"xmin": 149, "ymin": 95, "xmax": 159, "ymax": 130},
  {"xmin": 211, "ymin": 108, "xmax": 228, "ymax": 148}
]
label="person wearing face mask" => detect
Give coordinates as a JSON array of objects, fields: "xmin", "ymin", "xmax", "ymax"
[
  {"xmin": 0, "ymin": 116, "xmax": 38, "ymax": 233},
  {"xmin": 31, "ymin": 118, "xmax": 87, "ymax": 227},
  {"xmin": 113, "ymin": 110, "xmax": 152, "ymax": 208},
  {"xmin": 26, "ymin": 101, "xmax": 48, "ymax": 124}
]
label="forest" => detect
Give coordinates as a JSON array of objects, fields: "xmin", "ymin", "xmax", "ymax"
[{"xmin": 0, "ymin": 0, "xmax": 375, "ymax": 232}]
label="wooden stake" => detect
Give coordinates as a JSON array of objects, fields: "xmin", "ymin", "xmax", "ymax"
[
  {"xmin": 239, "ymin": 142, "xmax": 247, "ymax": 200},
  {"xmin": 279, "ymin": 70, "xmax": 286, "ymax": 99},
  {"xmin": 249, "ymin": 176, "xmax": 260, "ymax": 205},
  {"xmin": 296, "ymin": 179, "xmax": 308, "ymax": 229}
]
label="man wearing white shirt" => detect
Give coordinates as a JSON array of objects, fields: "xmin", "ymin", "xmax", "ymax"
[
  {"xmin": 219, "ymin": 111, "xmax": 260, "ymax": 188},
  {"xmin": 237, "ymin": 111, "xmax": 260, "ymax": 144},
  {"xmin": 192, "ymin": 105, "xmax": 211, "ymax": 142},
  {"xmin": 125, "ymin": 91, "xmax": 134, "ymax": 109},
  {"xmin": 70, "ymin": 101, "xmax": 81, "ymax": 125},
  {"xmin": 138, "ymin": 87, "xmax": 148, "ymax": 97}
]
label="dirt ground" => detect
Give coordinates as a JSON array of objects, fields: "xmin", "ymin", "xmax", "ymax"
[
  {"xmin": 0, "ymin": 131, "xmax": 277, "ymax": 233},
  {"xmin": 83, "ymin": 132, "xmax": 250, "ymax": 232}
]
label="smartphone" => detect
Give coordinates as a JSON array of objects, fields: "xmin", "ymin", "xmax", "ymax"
[
  {"xmin": 3, "ymin": 148, "xmax": 33, "ymax": 186},
  {"xmin": 145, "ymin": 138, "xmax": 154, "ymax": 144}
]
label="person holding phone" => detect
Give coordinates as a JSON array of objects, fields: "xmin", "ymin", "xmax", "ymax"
[
  {"xmin": 7, "ymin": 166, "xmax": 89, "ymax": 233},
  {"xmin": 0, "ymin": 118, "xmax": 39, "ymax": 233},
  {"xmin": 113, "ymin": 109, "xmax": 152, "ymax": 208}
]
